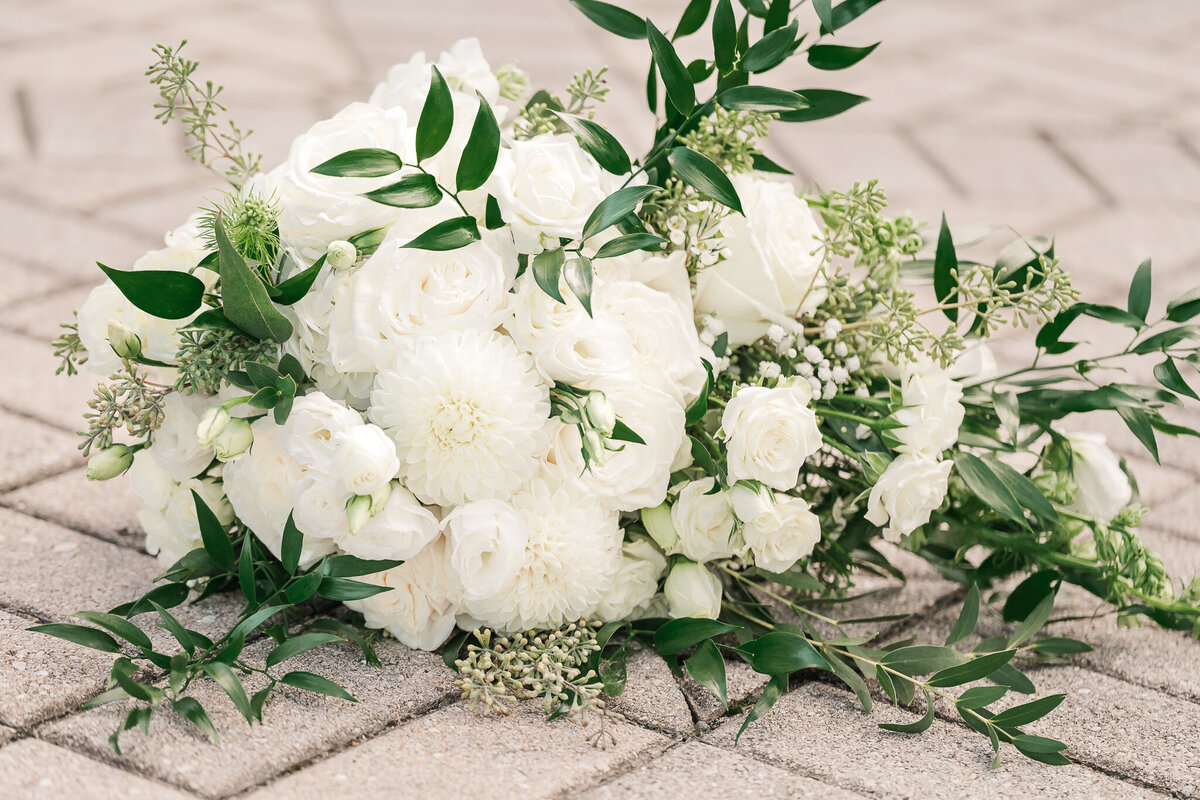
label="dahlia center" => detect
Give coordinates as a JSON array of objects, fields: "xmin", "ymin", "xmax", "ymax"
[{"xmin": 431, "ymin": 396, "xmax": 483, "ymax": 448}]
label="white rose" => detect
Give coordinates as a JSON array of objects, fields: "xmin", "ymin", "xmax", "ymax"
[
  {"xmin": 370, "ymin": 38, "xmax": 500, "ymax": 116},
  {"xmin": 592, "ymin": 249, "xmax": 694, "ymax": 318},
  {"xmin": 693, "ymin": 173, "xmax": 825, "ymax": 347},
  {"xmin": 491, "ymin": 134, "xmax": 619, "ymax": 253},
  {"xmin": 664, "ymin": 561, "xmax": 722, "ymax": 619},
  {"xmin": 505, "ymin": 271, "xmax": 635, "ymax": 384},
  {"xmin": 865, "ymin": 454, "xmax": 954, "ymax": 542},
  {"xmin": 334, "ymin": 424, "xmax": 400, "ymax": 497},
  {"xmin": 282, "ymin": 268, "xmax": 375, "ymax": 409},
  {"xmin": 732, "ymin": 487, "xmax": 822, "ymax": 572},
  {"xmin": 273, "ymin": 103, "xmax": 415, "ymax": 264},
  {"xmin": 595, "ymin": 537, "xmax": 668, "ymax": 622},
  {"xmin": 671, "ymin": 478, "xmax": 743, "ymax": 563},
  {"xmin": 442, "ymin": 499, "xmax": 530, "ymax": 601},
  {"xmin": 892, "ymin": 357, "xmax": 965, "ymax": 457},
  {"xmin": 1065, "ymin": 432, "xmax": 1131, "ymax": 521},
  {"xmin": 722, "ymin": 381, "xmax": 821, "ymax": 490},
  {"xmin": 344, "ymin": 537, "xmax": 461, "ymax": 651},
  {"xmin": 148, "ymin": 392, "xmax": 218, "ymax": 481},
  {"xmin": 335, "ymin": 484, "xmax": 440, "ymax": 561}
]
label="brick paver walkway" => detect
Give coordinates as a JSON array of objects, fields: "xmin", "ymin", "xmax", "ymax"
[{"xmin": 1, "ymin": 1, "xmax": 1199, "ymax": 797}]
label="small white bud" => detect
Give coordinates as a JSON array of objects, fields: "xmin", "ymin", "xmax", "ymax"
[
  {"xmin": 831, "ymin": 366, "xmax": 850, "ymax": 384},
  {"xmin": 797, "ymin": 362, "xmax": 814, "ymax": 378},
  {"xmin": 855, "ymin": 423, "xmax": 872, "ymax": 440},
  {"xmin": 765, "ymin": 324, "xmax": 787, "ymax": 345},
  {"xmin": 641, "ymin": 502, "xmax": 679, "ymax": 551},
  {"xmin": 803, "ymin": 345, "xmax": 823, "ymax": 364},
  {"xmin": 846, "ymin": 355, "xmax": 861, "ymax": 373},
  {"xmin": 855, "ymin": 385, "xmax": 870, "ymax": 398},
  {"xmin": 86, "ymin": 444, "xmax": 133, "ymax": 481},
  {"xmin": 758, "ymin": 361, "xmax": 781, "ymax": 379},
  {"xmin": 345, "ymin": 494, "xmax": 374, "ymax": 536},
  {"xmin": 583, "ymin": 429, "xmax": 607, "ymax": 465},
  {"xmin": 212, "ymin": 418, "xmax": 253, "ymax": 462},
  {"xmin": 584, "ymin": 391, "xmax": 616, "ymax": 434},
  {"xmin": 833, "ymin": 341, "xmax": 849, "ymax": 358},
  {"xmin": 326, "ymin": 240, "xmax": 358, "ymax": 270},
  {"xmin": 496, "ymin": 61, "xmax": 530, "ymax": 100},
  {"xmin": 822, "ymin": 318, "xmax": 843, "ymax": 340},
  {"xmin": 196, "ymin": 406, "xmax": 231, "ymax": 448},
  {"xmin": 817, "ymin": 365, "xmax": 832, "ymax": 382},
  {"xmin": 106, "ymin": 321, "xmax": 143, "ymax": 360},
  {"xmin": 822, "ymin": 381, "xmax": 838, "ymax": 399}
]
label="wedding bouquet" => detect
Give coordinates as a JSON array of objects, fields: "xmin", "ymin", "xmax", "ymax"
[{"xmin": 36, "ymin": 0, "xmax": 1200, "ymax": 765}]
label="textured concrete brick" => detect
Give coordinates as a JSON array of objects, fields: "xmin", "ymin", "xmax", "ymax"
[
  {"xmin": 0, "ymin": 259, "xmax": 63, "ymax": 310},
  {"xmin": 680, "ymin": 657, "xmax": 771, "ymax": 725},
  {"xmin": 0, "ymin": 328, "xmax": 98, "ymax": 431},
  {"xmin": 0, "ymin": 195, "xmax": 147, "ymax": 280},
  {"xmin": 0, "ymin": 283, "xmax": 91, "ymax": 343},
  {"xmin": 244, "ymin": 698, "xmax": 669, "ymax": 800},
  {"xmin": 707, "ymin": 683, "xmax": 1164, "ymax": 800},
  {"xmin": 2, "ymin": 467, "xmax": 143, "ymax": 549},
  {"xmin": 41, "ymin": 638, "xmax": 455, "ymax": 799},
  {"xmin": 0, "ymin": 410, "xmax": 81, "ymax": 491},
  {"xmin": 582, "ymin": 740, "xmax": 868, "ymax": 800},
  {"xmin": 606, "ymin": 643, "xmax": 694, "ymax": 734},
  {"xmin": 0, "ymin": 737, "xmax": 197, "ymax": 800}
]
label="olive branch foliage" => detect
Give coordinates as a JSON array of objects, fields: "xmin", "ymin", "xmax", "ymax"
[{"xmin": 33, "ymin": 0, "xmax": 1200, "ymax": 765}]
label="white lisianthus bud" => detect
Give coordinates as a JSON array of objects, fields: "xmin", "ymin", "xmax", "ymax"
[
  {"xmin": 496, "ymin": 60, "xmax": 530, "ymax": 100},
  {"xmin": 664, "ymin": 560, "xmax": 722, "ymax": 619},
  {"xmin": 583, "ymin": 429, "xmax": 607, "ymax": 465},
  {"xmin": 326, "ymin": 240, "xmax": 358, "ymax": 270},
  {"xmin": 86, "ymin": 444, "xmax": 134, "ymax": 481},
  {"xmin": 368, "ymin": 480, "xmax": 392, "ymax": 515},
  {"xmin": 345, "ymin": 494, "xmax": 373, "ymax": 536},
  {"xmin": 584, "ymin": 391, "xmax": 616, "ymax": 434},
  {"xmin": 212, "ymin": 418, "xmax": 253, "ymax": 462},
  {"xmin": 641, "ymin": 502, "xmax": 679, "ymax": 551},
  {"xmin": 196, "ymin": 406, "xmax": 231, "ymax": 448},
  {"xmin": 106, "ymin": 321, "xmax": 143, "ymax": 359}
]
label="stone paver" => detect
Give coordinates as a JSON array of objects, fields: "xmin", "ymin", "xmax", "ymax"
[
  {"xmin": 0, "ymin": 738, "xmax": 197, "ymax": 800},
  {"xmin": 0, "ymin": 328, "xmax": 98, "ymax": 432},
  {"xmin": 582, "ymin": 740, "xmax": 868, "ymax": 800},
  {"xmin": 1, "ymin": 467, "xmax": 144, "ymax": 549},
  {"xmin": 605, "ymin": 643, "xmax": 694, "ymax": 734},
  {"xmin": 681, "ymin": 656, "xmax": 771, "ymax": 725},
  {"xmin": 243, "ymin": 699, "xmax": 669, "ymax": 800},
  {"xmin": 0, "ymin": 409, "xmax": 81, "ymax": 491}
]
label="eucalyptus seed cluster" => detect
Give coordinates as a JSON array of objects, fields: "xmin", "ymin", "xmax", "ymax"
[
  {"xmin": 174, "ymin": 328, "xmax": 278, "ymax": 395},
  {"xmin": 79, "ymin": 360, "xmax": 170, "ymax": 455},
  {"xmin": 678, "ymin": 107, "xmax": 773, "ymax": 175},
  {"xmin": 513, "ymin": 67, "xmax": 610, "ymax": 139},
  {"xmin": 809, "ymin": 180, "xmax": 922, "ymax": 286},
  {"xmin": 455, "ymin": 622, "xmax": 609, "ymax": 722},
  {"xmin": 642, "ymin": 181, "xmax": 727, "ymax": 273},
  {"xmin": 52, "ymin": 319, "xmax": 88, "ymax": 376}
]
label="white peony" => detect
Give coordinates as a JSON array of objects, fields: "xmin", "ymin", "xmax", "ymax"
[
  {"xmin": 370, "ymin": 38, "xmax": 500, "ymax": 116},
  {"xmin": 334, "ymin": 424, "xmax": 400, "ymax": 497},
  {"xmin": 369, "ymin": 329, "xmax": 550, "ymax": 506},
  {"xmin": 594, "ymin": 537, "xmax": 667, "ymax": 622},
  {"xmin": 693, "ymin": 172, "xmax": 825, "ymax": 347},
  {"xmin": 334, "ymin": 484, "xmax": 440, "ymax": 561},
  {"xmin": 273, "ymin": 103, "xmax": 415, "ymax": 265},
  {"xmin": 892, "ymin": 357, "xmax": 965, "ymax": 458},
  {"xmin": 671, "ymin": 478, "xmax": 743, "ymax": 563},
  {"xmin": 866, "ymin": 454, "xmax": 954, "ymax": 542},
  {"xmin": 722, "ymin": 381, "xmax": 822, "ymax": 490},
  {"xmin": 442, "ymin": 499, "xmax": 530, "ymax": 601},
  {"xmin": 731, "ymin": 486, "xmax": 822, "ymax": 572},
  {"xmin": 345, "ymin": 537, "xmax": 461, "ymax": 650},
  {"xmin": 491, "ymin": 134, "xmax": 619, "ymax": 253},
  {"xmin": 1065, "ymin": 432, "xmax": 1131, "ymax": 521},
  {"xmin": 462, "ymin": 477, "xmax": 621, "ymax": 631},
  {"xmin": 664, "ymin": 561, "xmax": 723, "ymax": 619}
]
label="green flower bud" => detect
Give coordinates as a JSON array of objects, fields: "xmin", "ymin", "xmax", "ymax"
[
  {"xmin": 326, "ymin": 240, "xmax": 358, "ymax": 271},
  {"xmin": 584, "ymin": 391, "xmax": 616, "ymax": 435},
  {"xmin": 196, "ymin": 406, "xmax": 231, "ymax": 448},
  {"xmin": 106, "ymin": 321, "xmax": 143, "ymax": 360},
  {"xmin": 213, "ymin": 418, "xmax": 253, "ymax": 461},
  {"xmin": 641, "ymin": 502, "xmax": 679, "ymax": 551},
  {"xmin": 345, "ymin": 494, "xmax": 373, "ymax": 536},
  {"xmin": 86, "ymin": 444, "xmax": 133, "ymax": 481}
]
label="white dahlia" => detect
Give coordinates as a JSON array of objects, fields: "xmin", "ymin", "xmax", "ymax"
[
  {"xmin": 463, "ymin": 477, "xmax": 622, "ymax": 631},
  {"xmin": 368, "ymin": 329, "xmax": 550, "ymax": 506}
]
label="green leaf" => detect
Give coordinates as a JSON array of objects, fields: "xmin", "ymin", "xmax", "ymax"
[
  {"xmin": 554, "ymin": 113, "xmax": 630, "ymax": 175},
  {"xmin": 879, "ymin": 688, "xmax": 935, "ymax": 733},
  {"xmin": 807, "ymin": 42, "xmax": 880, "ymax": 70},
  {"xmin": 82, "ymin": 686, "xmax": 132, "ymax": 710},
  {"xmin": 216, "ymin": 217, "xmax": 293, "ymax": 342},
  {"xmin": 675, "ymin": 0, "xmax": 713, "ymax": 38},
  {"xmin": 717, "ymin": 85, "xmax": 809, "ymax": 112},
  {"xmin": 187, "ymin": 308, "xmax": 240, "ymax": 333},
  {"xmin": 829, "ymin": 0, "xmax": 888, "ymax": 30},
  {"xmin": 284, "ymin": 571, "xmax": 324, "ymax": 604},
  {"xmin": 880, "ymin": 645, "xmax": 966, "ymax": 676},
  {"xmin": 740, "ymin": 631, "xmax": 830, "ymax": 675},
  {"xmin": 348, "ymin": 225, "xmax": 390, "ymax": 255},
  {"xmin": 1128, "ymin": 258, "xmax": 1152, "ymax": 322},
  {"xmin": 28, "ymin": 622, "xmax": 121, "ymax": 653},
  {"xmin": 713, "ymin": 0, "xmax": 737, "ymax": 74},
  {"xmin": 987, "ymin": 458, "xmax": 1059, "ymax": 524},
  {"xmin": 281, "ymin": 512, "xmax": 302, "ymax": 576},
  {"xmin": 455, "ymin": 93, "xmax": 501, "ymax": 191},
  {"xmin": 272, "ymin": 255, "xmax": 327, "ymax": 306},
  {"xmin": 735, "ymin": 674, "xmax": 785, "ymax": 743},
  {"xmin": 402, "ymin": 216, "xmax": 481, "ymax": 251},
  {"xmin": 1002, "ymin": 571, "xmax": 1058, "ymax": 623},
  {"xmin": 1027, "ymin": 636, "xmax": 1093, "ymax": 656},
  {"xmin": 953, "ymin": 452, "xmax": 1026, "ymax": 526},
  {"xmin": 172, "ymin": 697, "xmax": 219, "ymax": 745},
  {"xmin": 764, "ymin": 0, "xmax": 789, "ymax": 31},
  {"xmin": 362, "ymin": 173, "xmax": 443, "ymax": 208},
  {"xmin": 150, "ymin": 600, "xmax": 195, "ymax": 656},
  {"xmin": 812, "ymin": 0, "xmax": 834, "ymax": 32},
  {"xmin": 582, "ymin": 185, "xmax": 659, "ymax": 241},
  {"xmin": 441, "ymin": 629, "xmax": 470, "ymax": 671},
  {"xmin": 1007, "ymin": 592, "xmax": 1055, "ymax": 649},
  {"xmin": 653, "ymin": 618, "xmax": 740, "ymax": 655},
  {"xmin": 776, "ymin": 88, "xmax": 868, "ymax": 122},
  {"xmin": 1079, "ymin": 302, "xmax": 1145, "ymax": 329},
  {"xmin": 532, "ymin": 248, "xmax": 567, "ymax": 303},
  {"xmin": 932, "ymin": 213, "xmax": 959, "ymax": 321},
  {"xmin": 593, "ymin": 233, "xmax": 668, "ymax": 259},
  {"xmin": 323, "ymin": 555, "xmax": 404, "ymax": 578},
  {"xmin": 72, "ymin": 611, "xmax": 152, "ymax": 651},
  {"xmin": 989, "ymin": 663, "xmax": 1036, "ymax": 696},
  {"xmin": 750, "ymin": 152, "xmax": 793, "ymax": 174},
  {"xmin": 685, "ymin": 639, "xmax": 729, "ymax": 707},
  {"xmin": 944, "ymin": 585, "xmax": 980, "ymax": 646},
  {"xmin": 1155, "ymin": 358, "xmax": 1199, "ymax": 401},
  {"xmin": 213, "ymin": 632, "xmax": 245, "ymax": 664},
  {"xmin": 1118, "ymin": 405, "xmax": 1159, "ymax": 463},
  {"xmin": 192, "ymin": 489, "xmax": 234, "ymax": 570},
  {"xmin": 564, "ymin": 257, "xmax": 595, "ymax": 317},
  {"xmin": 229, "ymin": 604, "xmax": 289, "ymax": 641},
  {"xmin": 569, "ymin": 0, "xmax": 647, "ymax": 39},
  {"xmin": 739, "ymin": 19, "xmax": 800, "ymax": 73},
  {"xmin": 928, "ymin": 650, "xmax": 1016, "ymax": 688},
  {"xmin": 266, "ymin": 632, "xmax": 345, "ymax": 668},
  {"xmin": 310, "ymin": 147, "xmax": 402, "ymax": 177},
  {"xmin": 203, "ymin": 661, "xmax": 253, "ymax": 723},
  {"xmin": 318, "ymin": 576, "xmax": 392, "ymax": 601},
  {"xmin": 956, "ymin": 685, "xmax": 1009, "ymax": 709},
  {"xmin": 1166, "ymin": 285, "xmax": 1200, "ymax": 322},
  {"xmin": 647, "ymin": 20, "xmax": 696, "ymax": 114},
  {"xmin": 668, "ymin": 147, "xmax": 743, "ymax": 213},
  {"xmin": 415, "ymin": 65, "xmax": 453, "ymax": 162},
  {"xmin": 826, "ymin": 651, "xmax": 872, "ymax": 712},
  {"xmin": 250, "ymin": 687, "xmax": 271, "ymax": 721},
  {"xmin": 280, "ymin": 671, "xmax": 357, "ymax": 702},
  {"xmin": 989, "ymin": 693, "xmax": 1066, "ymax": 728},
  {"xmin": 689, "ymin": 434, "xmax": 719, "ymax": 475},
  {"xmin": 484, "ymin": 195, "xmax": 505, "ymax": 230},
  {"xmin": 98, "ymin": 263, "xmax": 204, "ymax": 321},
  {"xmin": 611, "ymin": 419, "xmax": 646, "ymax": 445},
  {"xmin": 1012, "ymin": 733, "xmax": 1069, "ymax": 754}
]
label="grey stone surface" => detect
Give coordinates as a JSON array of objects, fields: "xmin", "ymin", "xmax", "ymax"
[
  {"xmin": 0, "ymin": 409, "xmax": 81, "ymax": 491},
  {"xmin": 0, "ymin": 328, "xmax": 99, "ymax": 431},
  {"xmin": 605, "ymin": 642, "xmax": 694, "ymax": 734},
  {"xmin": 680, "ymin": 656, "xmax": 771, "ymax": 724},
  {"xmin": 40, "ymin": 638, "xmax": 455, "ymax": 798},
  {"xmin": 244, "ymin": 699, "xmax": 670, "ymax": 800},
  {"xmin": 0, "ymin": 737, "xmax": 197, "ymax": 800},
  {"xmin": 582, "ymin": 740, "xmax": 868, "ymax": 800},
  {"xmin": 2, "ymin": 467, "xmax": 144, "ymax": 548},
  {"xmin": 706, "ymin": 683, "xmax": 1165, "ymax": 800}
]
